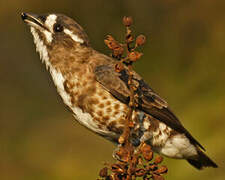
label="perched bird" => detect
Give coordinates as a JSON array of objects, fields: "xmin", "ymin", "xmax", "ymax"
[{"xmin": 21, "ymin": 12, "xmax": 217, "ymax": 169}]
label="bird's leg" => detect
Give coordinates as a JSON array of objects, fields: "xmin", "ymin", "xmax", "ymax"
[{"xmin": 112, "ymin": 144, "xmax": 124, "ymax": 162}]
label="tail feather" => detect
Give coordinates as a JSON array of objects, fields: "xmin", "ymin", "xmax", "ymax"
[{"xmin": 187, "ymin": 149, "xmax": 218, "ymax": 170}]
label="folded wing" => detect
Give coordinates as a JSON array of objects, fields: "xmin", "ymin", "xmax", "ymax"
[{"xmin": 94, "ymin": 64, "xmax": 205, "ymax": 150}]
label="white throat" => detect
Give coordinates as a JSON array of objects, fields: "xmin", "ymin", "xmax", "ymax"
[
  {"xmin": 30, "ymin": 27, "xmax": 71, "ymax": 108},
  {"xmin": 30, "ymin": 27, "xmax": 50, "ymax": 67}
]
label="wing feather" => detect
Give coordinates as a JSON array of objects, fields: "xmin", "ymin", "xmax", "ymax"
[{"xmin": 94, "ymin": 64, "xmax": 205, "ymax": 150}]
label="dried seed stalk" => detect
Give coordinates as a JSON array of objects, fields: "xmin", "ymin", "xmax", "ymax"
[{"xmin": 98, "ymin": 16, "xmax": 167, "ymax": 180}]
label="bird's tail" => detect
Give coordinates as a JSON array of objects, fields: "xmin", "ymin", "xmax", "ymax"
[{"xmin": 187, "ymin": 149, "xmax": 218, "ymax": 170}]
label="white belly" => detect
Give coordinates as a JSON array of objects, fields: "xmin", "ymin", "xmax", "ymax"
[{"xmin": 159, "ymin": 134, "xmax": 197, "ymax": 158}]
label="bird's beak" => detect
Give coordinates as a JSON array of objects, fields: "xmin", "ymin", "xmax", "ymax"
[{"xmin": 21, "ymin": 12, "xmax": 47, "ymax": 30}]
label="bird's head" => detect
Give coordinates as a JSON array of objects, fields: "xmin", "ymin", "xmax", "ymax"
[{"xmin": 21, "ymin": 12, "xmax": 90, "ymax": 67}]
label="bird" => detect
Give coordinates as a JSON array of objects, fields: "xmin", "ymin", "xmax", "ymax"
[{"xmin": 21, "ymin": 12, "xmax": 217, "ymax": 170}]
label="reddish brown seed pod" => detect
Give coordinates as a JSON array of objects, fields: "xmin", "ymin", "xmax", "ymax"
[
  {"xmin": 154, "ymin": 156, "xmax": 164, "ymax": 164},
  {"xmin": 99, "ymin": 167, "xmax": 108, "ymax": 177},
  {"xmin": 115, "ymin": 146, "xmax": 130, "ymax": 162},
  {"xmin": 135, "ymin": 168, "xmax": 146, "ymax": 177},
  {"xmin": 128, "ymin": 51, "xmax": 142, "ymax": 62},
  {"xmin": 136, "ymin": 34, "xmax": 146, "ymax": 46},
  {"xmin": 154, "ymin": 165, "xmax": 168, "ymax": 174},
  {"xmin": 104, "ymin": 35, "xmax": 113, "ymax": 49},
  {"xmin": 111, "ymin": 164, "xmax": 124, "ymax": 173},
  {"xmin": 148, "ymin": 164, "xmax": 158, "ymax": 171},
  {"xmin": 143, "ymin": 150, "xmax": 153, "ymax": 161},
  {"xmin": 113, "ymin": 46, "xmax": 124, "ymax": 57},
  {"xmin": 136, "ymin": 52, "xmax": 143, "ymax": 59},
  {"xmin": 141, "ymin": 143, "xmax": 153, "ymax": 161},
  {"xmin": 152, "ymin": 174, "xmax": 165, "ymax": 180},
  {"xmin": 104, "ymin": 35, "xmax": 120, "ymax": 50},
  {"xmin": 123, "ymin": 16, "xmax": 133, "ymax": 26}
]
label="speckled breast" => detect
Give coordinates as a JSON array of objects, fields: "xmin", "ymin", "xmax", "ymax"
[{"xmin": 54, "ymin": 63, "xmax": 174, "ymax": 148}]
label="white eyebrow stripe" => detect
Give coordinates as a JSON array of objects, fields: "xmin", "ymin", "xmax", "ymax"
[
  {"xmin": 64, "ymin": 29, "xmax": 84, "ymax": 43},
  {"xmin": 45, "ymin": 14, "xmax": 57, "ymax": 32}
]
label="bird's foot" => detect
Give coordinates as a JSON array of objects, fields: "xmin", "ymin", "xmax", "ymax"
[{"xmin": 112, "ymin": 144, "xmax": 125, "ymax": 162}]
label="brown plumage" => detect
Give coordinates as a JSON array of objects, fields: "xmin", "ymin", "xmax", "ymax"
[{"xmin": 21, "ymin": 12, "xmax": 217, "ymax": 169}]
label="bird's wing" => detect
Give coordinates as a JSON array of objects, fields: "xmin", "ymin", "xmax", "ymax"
[{"xmin": 94, "ymin": 63, "xmax": 205, "ymax": 150}]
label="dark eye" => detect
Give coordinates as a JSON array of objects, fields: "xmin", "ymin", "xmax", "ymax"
[{"xmin": 54, "ymin": 23, "xmax": 63, "ymax": 32}]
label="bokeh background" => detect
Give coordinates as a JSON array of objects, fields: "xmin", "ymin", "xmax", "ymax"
[{"xmin": 0, "ymin": 0, "xmax": 224, "ymax": 179}]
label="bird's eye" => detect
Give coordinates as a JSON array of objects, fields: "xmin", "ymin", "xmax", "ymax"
[{"xmin": 54, "ymin": 23, "xmax": 63, "ymax": 32}]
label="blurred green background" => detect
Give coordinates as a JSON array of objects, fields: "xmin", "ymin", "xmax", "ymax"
[{"xmin": 0, "ymin": 0, "xmax": 224, "ymax": 179}]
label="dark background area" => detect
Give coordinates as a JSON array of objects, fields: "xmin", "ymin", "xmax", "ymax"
[{"xmin": 0, "ymin": 0, "xmax": 224, "ymax": 179}]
